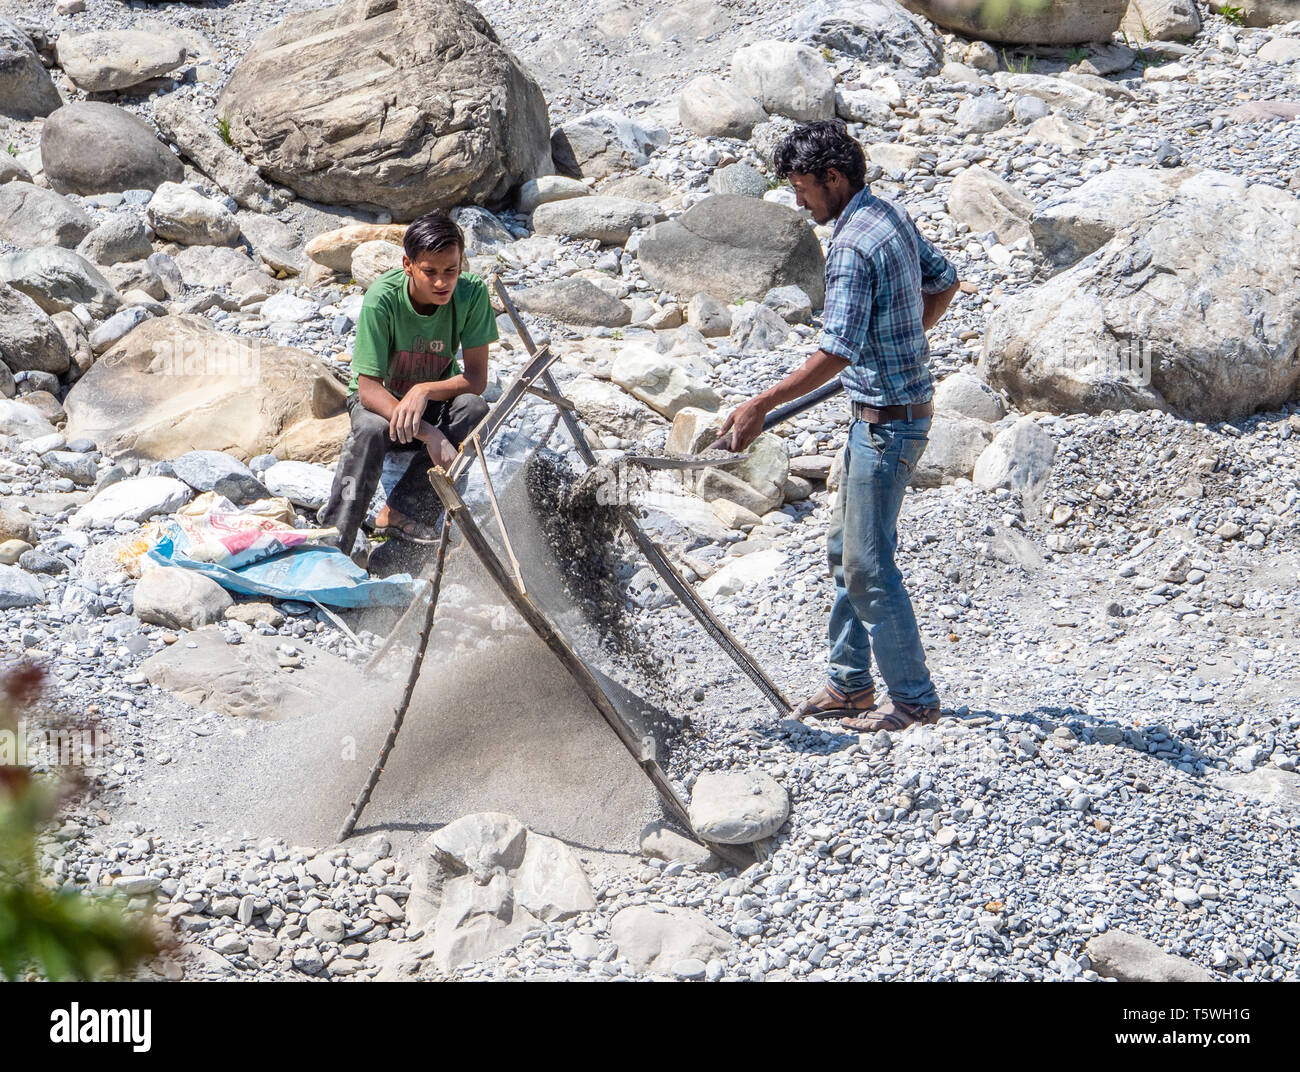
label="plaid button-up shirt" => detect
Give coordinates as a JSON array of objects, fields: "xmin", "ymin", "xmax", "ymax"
[{"xmin": 819, "ymin": 187, "xmax": 957, "ymax": 407}]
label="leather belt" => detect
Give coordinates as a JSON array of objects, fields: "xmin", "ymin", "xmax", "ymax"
[{"xmin": 850, "ymin": 400, "xmax": 933, "ymax": 423}]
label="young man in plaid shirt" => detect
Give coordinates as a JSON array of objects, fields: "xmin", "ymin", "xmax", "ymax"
[{"xmin": 722, "ymin": 120, "xmax": 961, "ymax": 731}]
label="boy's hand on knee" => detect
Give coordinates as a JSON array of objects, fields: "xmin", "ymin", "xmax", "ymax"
[
  {"xmin": 389, "ymin": 387, "xmax": 429, "ymax": 443},
  {"xmin": 420, "ymin": 427, "xmax": 457, "ymax": 469}
]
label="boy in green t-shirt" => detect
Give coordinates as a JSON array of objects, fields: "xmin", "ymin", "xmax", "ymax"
[{"xmin": 319, "ymin": 210, "xmax": 499, "ymax": 558}]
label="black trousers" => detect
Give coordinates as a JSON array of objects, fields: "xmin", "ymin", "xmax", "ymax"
[{"xmin": 319, "ymin": 391, "xmax": 488, "ymax": 552}]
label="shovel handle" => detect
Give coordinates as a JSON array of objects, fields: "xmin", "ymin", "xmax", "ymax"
[{"xmin": 712, "ymin": 379, "xmax": 845, "ymax": 450}]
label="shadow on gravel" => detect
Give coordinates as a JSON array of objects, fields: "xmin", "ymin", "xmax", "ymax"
[{"xmin": 760, "ymin": 703, "xmax": 1217, "ymax": 778}]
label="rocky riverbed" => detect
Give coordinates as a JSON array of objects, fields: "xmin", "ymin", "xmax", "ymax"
[{"xmin": 2, "ymin": 0, "xmax": 1299, "ymax": 982}]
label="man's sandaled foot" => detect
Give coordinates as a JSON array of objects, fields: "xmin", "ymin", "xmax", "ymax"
[
  {"xmin": 841, "ymin": 700, "xmax": 941, "ymax": 733},
  {"xmin": 793, "ymin": 683, "xmax": 876, "ymax": 722}
]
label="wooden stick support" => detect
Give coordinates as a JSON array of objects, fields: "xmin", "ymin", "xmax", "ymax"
[{"xmin": 339, "ymin": 517, "xmax": 453, "ymax": 842}]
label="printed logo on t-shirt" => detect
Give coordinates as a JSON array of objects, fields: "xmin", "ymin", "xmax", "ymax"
[{"xmin": 388, "ymin": 336, "xmax": 450, "ymax": 395}]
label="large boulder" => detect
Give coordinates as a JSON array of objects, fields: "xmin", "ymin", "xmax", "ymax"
[
  {"xmin": 899, "ymin": 0, "xmax": 1125, "ymax": 44},
  {"xmin": 77, "ymin": 215, "xmax": 154, "ymax": 267},
  {"xmin": 1031, "ymin": 166, "xmax": 1190, "ymax": 270},
  {"xmin": 730, "ymin": 41, "xmax": 835, "ymax": 122},
  {"xmin": 532, "ymin": 196, "xmax": 665, "ymax": 245},
  {"xmin": 41, "ymin": 102, "xmax": 183, "ymax": 196},
  {"xmin": 0, "ymin": 16, "xmax": 61, "ymax": 119},
  {"xmin": 610, "ymin": 345, "xmax": 720, "ymax": 419},
  {"xmin": 1120, "ymin": 0, "xmax": 1200, "ymax": 39},
  {"xmin": 63, "ymin": 316, "xmax": 349, "ymax": 461},
  {"xmin": 150, "ymin": 95, "xmax": 282, "ymax": 213},
  {"xmin": 513, "ymin": 278, "xmax": 630, "ymax": 328},
  {"xmin": 218, "ymin": 0, "xmax": 553, "ymax": 219},
  {"xmin": 55, "ymin": 30, "xmax": 186, "ymax": 92},
  {"xmin": 984, "ymin": 169, "xmax": 1300, "ymax": 422},
  {"xmin": 0, "ymin": 248, "xmax": 122, "ymax": 318},
  {"xmin": 933, "ymin": 371, "xmax": 1005, "ymax": 423},
  {"xmin": 678, "ymin": 76, "xmax": 767, "ymax": 139},
  {"xmin": 638, "ymin": 196, "xmax": 826, "ymax": 307},
  {"xmin": 794, "ymin": 0, "xmax": 944, "ymax": 75},
  {"xmin": 0, "ymin": 183, "xmax": 94, "ymax": 249},
  {"xmin": 551, "ymin": 110, "xmax": 670, "ymax": 180},
  {"xmin": 946, "ymin": 165, "xmax": 1036, "ymax": 245},
  {"xmin": 0, "ymin": 283, "xmax": 71, "ymax": 376}
]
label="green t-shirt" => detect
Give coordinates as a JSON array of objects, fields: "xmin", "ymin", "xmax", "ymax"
[{"xmin": 346, "ymin": 269, "xmax": 499, "ymax": 395}]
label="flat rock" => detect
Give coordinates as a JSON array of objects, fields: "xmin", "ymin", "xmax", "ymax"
[
  {"xmin": 56, "ymin": 30, "xmax": 185, "ymax": 92},
  {"xmin": 140, "ymin": 625, "xmax": 362, "ymax": 720},
  {"xmin": 0, "ymin": 247, "xmax": 122, "ymax": 318},
  {"xmin": 610, "ymin": 905, "xmax": 733, "ymax": 973},
  {"xmin": 1085, "ymin": 929, "xmax": 1215, "ymax": 982},
  {"xmin": 532, "ymin": 196, "xmax": 665, "ymax": 245},
  {"xmin": 69, "ymin": 475, "xmax": 191, "ymax": 529},
  {"xmin": 134, "ymin": 566, "xmax": 233, "ymax": 630}
]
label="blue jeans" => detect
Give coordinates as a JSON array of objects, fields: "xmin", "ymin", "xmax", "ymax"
[{"xmin": 826, "ymin": 416, "xmax": 939, "ymax": 708}]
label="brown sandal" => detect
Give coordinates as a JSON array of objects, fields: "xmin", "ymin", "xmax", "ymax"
[
  {"xmin": 793, "ymin": 683, "xmax": 877, "ymax": 722},
  {"xmin": 841, "ymin": 700, "xmax": 941, "ymax": 733}
]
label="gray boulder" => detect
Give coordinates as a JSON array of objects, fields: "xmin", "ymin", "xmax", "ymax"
[
  {"xmin": 955, "ymin": 95, "xmax": 1011, "ymax": 134},
  {"xmin": 1121, "ymin": 0, "xmax": 1200, "ymax": 40},
  {"xmin": 88, "ymin": 308, "xmax": 151, "ymax": 355},
  {"xmin": 515, "ymin": 175, "xmax": 588, "ymax": 214},
  {"xmin": 147, "ymin": 182, "xmax": 240, "ymax": 247},
  {"xmin": 218, "ymin": 0, "xmax": 553, "ymax": 219},
  {"xmin": 0, "ymin": 565, "xmax": 45, "ymax": 609},
  {"xmin": 41, "ymin": 102, "xmax": 183, "ymax": 196},
  {"xmin": 730, "ymin": 41, "xmax": 835, "ymax": 121},
  {"xmin": 133, "ymin": 567, "xmax": 233, "ymax": 630},
  {"xmin": 170, "ymin": 450, "xmax": 269, "ymax": 503},
  {"xmin": 0, "ymin": 183, "xmax": 94, "ymax": 249},
  {"xmin": 946, "ymin": 165, "xmax": 1036, "ymax": 245},
  {"xmin": 795, "ymin": 0, "xmax": 944, "ymax": 75},
  {"xmin": 730, "ymin": 301, "xmax": 791, "ymax": 350},
  {"xmin": 0, "ymin": 248, "xmax": 122, "ymax": 318},
  {"xmin": 513, "ymin": 278, "xmax": 631, "ymax": 328},
  {"xmin": 638, "ymin": 196, "xmax": 825, "ymax": 306},
  {"xmin": 763, "ymin": 284, "xmax": 813, "ymax": 324},
  {"xmin": 610, "ymin": 905, "xmax": 732, "ymax": 974},
  {"xmin": 899, "ymin": 0, "xmax": 1125, "ymax": 44},
  {"xmin": 0, "ymin": 156, "xmax": 33, "ymax": 185},
  {"xmin": 933, "ymin": 371, "xmax": 1005, "ymax": 423},
  {"xmin": 532, "ymin": 195, "xmax": 665, "ymax": 245},
  {"xmin": 986, "ymin": 169, "xmax": 1300, "ymax": 421},
  {"xmin": 55, "ymin": 30, "xmax": 186, "ymax": 93},
  {"xmin": 708, "ymin": 162, "xmax": 769, "ymax": 198},
  {"xmin": 0, "ymin": 16, "xmax": 61, "ymax": 119},
  {"xmin": 0, "ymin": 282, "xmax": 73, "ymax": 375},
  {"xmin": 973, "ymin": 416, "xmax": 1056, "ymax": 496},
  {"xmin": 1085, "ymin": 930, "xmax": 1214, "ymax": 982},
  {"xmin": 678, "ymin": 75, "xmax": 767, "ymax": 139},
  {"xmin": 150, "ymin": 95, "xmax": 282, "ymax": 214},
  {"xmin": 910, "ymin": 413, "xmax": 993, "ymax": 488},
  {"xmin": 76, "ymin": 214, "xmax": 154, "ymax": 267},
  {"xmin": 551, "ymin": 110, "xmax": 670, "ymax": 180},
  {"xmin": 1031, "ymin": 166, "xmax": 1188, "ymax": 270}
]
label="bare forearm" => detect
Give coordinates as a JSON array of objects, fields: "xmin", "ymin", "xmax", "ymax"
[
  {"xmin": 417, "ymin": 372, "xmax": 486, "ymax": 401},
  {"xmin": 754, "ymin": 349, "xmax": 849, "ymax": 413},
  {"xmin": 922, "ymin": 281, "xmax": 959, "ymax": 332}
]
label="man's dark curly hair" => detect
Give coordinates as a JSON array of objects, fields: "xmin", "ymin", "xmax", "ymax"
[
  {"xmin": 403, "ymin": 210, "xmax": 465, "ymax": 261},
  {"xmin": 773, "ymin": 119, "xmax": 867, "ymax": 188}
]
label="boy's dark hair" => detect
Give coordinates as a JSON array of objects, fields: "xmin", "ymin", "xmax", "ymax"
[
  {"xmin": 403, "ymin": 210, "xmax": 465, "ymax": 260},
  {"xmin": 774, "ymin": 119, "xmax": 867, "ymax": 189}
]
